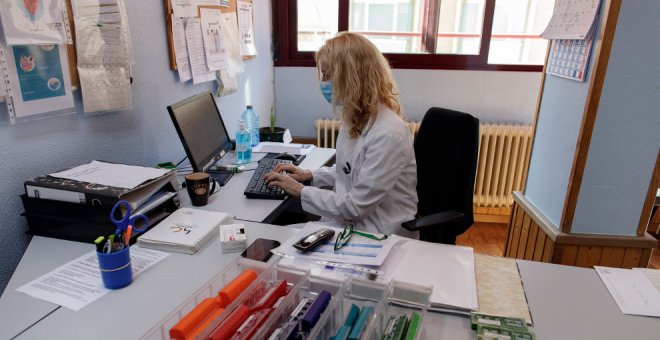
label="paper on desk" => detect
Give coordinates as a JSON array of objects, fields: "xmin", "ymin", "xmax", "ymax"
[
  {"xmin": 595, "ymin": 266, "xmax": 660, "ymax": 317},
  {"xmin": 49, "ymin": 160, "xmax": 170, "ymax": 189},
  {"xmin": 252, "ymin": 142, "xmax": 316, "ymax": 155},
  {"xmin": 380, "ymin": 235, "xmax": 478, "ymax": 312},
  {"xmin": 273, "ymin": 223, "xmax": 396, "ymax": 267},
  {"xmin": 16, "ymin": 247, "xmax": 169, "ymax": 311},
  {"xmin": 633, "ymin": 268, "xmax": 660, "ymax": 292}
]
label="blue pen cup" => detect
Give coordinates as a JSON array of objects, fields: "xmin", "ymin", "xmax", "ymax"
[{"xmin": 97, "ymin": 246, "xmax": 132, "ymax": 289}]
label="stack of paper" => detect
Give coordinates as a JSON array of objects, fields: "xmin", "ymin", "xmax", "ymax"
[{"xmin": 138, "ymin": 208, "xmax": 229, "ymax": 254}]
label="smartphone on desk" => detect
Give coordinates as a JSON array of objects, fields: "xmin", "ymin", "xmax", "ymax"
[{"xmin": 241, "ymin": 238, "xmax": 281, "ymax": 262}]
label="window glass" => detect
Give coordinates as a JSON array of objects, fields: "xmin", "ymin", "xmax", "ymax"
[
  {"xmin": 297, "ymin": 0, "xmax": 339, "ymax": 52},
  {"xmin": 436, "ymin": 0, "xmax": 485, "ymax": 55},
  {"xmin": 349, "ymin": 0, "xmax": 423, "ymax": 54},
  {"xmin": 488, "ymin": 0, "xmax": 555, "ymax": 64}
]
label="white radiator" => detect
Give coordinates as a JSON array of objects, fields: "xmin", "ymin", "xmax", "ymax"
[{"xmin": 314, "ymin": 119, "xmax": 533, "ymax": 212}]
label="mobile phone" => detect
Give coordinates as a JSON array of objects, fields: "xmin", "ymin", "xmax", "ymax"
[
  {"xmin": 293, "ymin": 228, "xmax": 335, "ymax": 253},
  {"xmin": 241, "ymin": 238, "xmax": 281, "ymax": 262}
]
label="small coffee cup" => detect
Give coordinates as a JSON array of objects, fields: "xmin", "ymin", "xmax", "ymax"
[{"xmin": 185, "ymin": 172, "xmax": 217, "ymax": 206}]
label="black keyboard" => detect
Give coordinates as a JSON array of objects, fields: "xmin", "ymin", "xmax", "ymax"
[{"xmin": 244, "ymin": 158, "xmax": 293, "ymax": 199}]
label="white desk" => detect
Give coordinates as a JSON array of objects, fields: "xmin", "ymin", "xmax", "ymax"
[
  {"xmin": 4, "ymin": 233, "xmax": 659, "ymax": 339},
  {"xmin": 182, "ymin": 148, "xmax": 336, "ymax": 223}
]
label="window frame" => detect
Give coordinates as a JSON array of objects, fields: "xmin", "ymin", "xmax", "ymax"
[{"xmin": 273, "ymin": 0, "xmax": 544, "ymax": 72}]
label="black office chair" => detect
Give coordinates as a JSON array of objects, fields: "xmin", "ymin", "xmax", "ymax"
[{"xmin": 401, "ymin": 107, "xmax": 480, "ymax": 244}]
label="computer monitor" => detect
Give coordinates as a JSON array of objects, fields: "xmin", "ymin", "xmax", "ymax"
[{"xmin": 167, "ymin": 91, "xmax": 234, "ymax": 184}]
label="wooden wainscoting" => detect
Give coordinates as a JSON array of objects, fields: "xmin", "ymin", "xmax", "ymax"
[{"xmin": 504, "ymin": 192, "xmax": 657, "ymax": 268}]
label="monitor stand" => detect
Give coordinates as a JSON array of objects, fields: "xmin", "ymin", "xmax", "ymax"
[{"xmin": 207, "ymin": 171, "xmax": 234, "ymax": 186}]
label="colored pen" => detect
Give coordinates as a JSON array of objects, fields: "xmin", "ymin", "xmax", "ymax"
[
  {"xmin": 125, "ymin": 225, "xmax": 133, "ymax": 246},
  {"xmin": 94, "ymin": 236, "xmax": 106, "ymax": 252}
]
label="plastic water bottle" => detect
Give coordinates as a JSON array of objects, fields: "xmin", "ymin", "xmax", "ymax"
[
  {"xmin": 236, "ymin": 120, "xmax": 251, "ymax": 164},
  {"xmin": 241, "ymin": 105, "xmax": 260, "ymax": 147}
]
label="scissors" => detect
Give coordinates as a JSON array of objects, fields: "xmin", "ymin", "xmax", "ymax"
[{"xmin": 110, "ymin": 200, "xmax": 149, "ymax": 240}]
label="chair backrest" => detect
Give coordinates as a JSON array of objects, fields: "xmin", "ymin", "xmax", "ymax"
[{"xmin": 415, "ymin": 107, "xmax": 479, "ymax": 243}]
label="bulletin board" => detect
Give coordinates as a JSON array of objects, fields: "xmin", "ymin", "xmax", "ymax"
[{"xmin": 164, "ymin": 0, "xmax": 252, "ymax": 71}]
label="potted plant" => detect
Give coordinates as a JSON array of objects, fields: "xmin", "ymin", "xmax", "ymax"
[{"xmin": 259, "ymin": 108, "xmax": 286, "ymax": 142}]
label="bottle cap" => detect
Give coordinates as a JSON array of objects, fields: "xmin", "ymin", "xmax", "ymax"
[{"xmin": 246, "ymin": 105, "xmax": 253, "ymax": 109}]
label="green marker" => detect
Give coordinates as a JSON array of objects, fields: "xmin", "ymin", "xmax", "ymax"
[{"xmin": 94, "ymin": 236, "xmax": 105, "ymax": 252}]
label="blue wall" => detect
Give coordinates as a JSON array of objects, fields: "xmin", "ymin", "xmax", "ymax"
[{"xmin": 0, "ymin": 1, "xmax": 274, "ymax": 294}]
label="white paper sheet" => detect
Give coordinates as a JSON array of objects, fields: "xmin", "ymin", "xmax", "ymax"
[
  {"xmin": 252, "ymin": 142, "xmax": 316, "ymax": 155},
  {"xmin": 172, "ymin": 18, "xmax": 192, "ymax": 82},
  {"xmin": 185, "ymin": 18, "xmax": 217, "ymax": 84},
  {"xmin": 541, "ymin": 0, "xmax": 601, "ymax": 40},
  {"xmin": 200, "ymin": 8, "xmax": 228, "ymax": 71},
  {"xmin": 218, "ymin": 11, "xmax": 244, "ymax": 76},
  {"xmin": 595, "ymin": 266, "xmax": 660, "ymax": 317},
  {"xmin": 198, "ymin": 0, "xmax": 229, "ymax": 6},
  {"xmin": 0, "ymin": 0, "xmax": 68, "ymax": 45},
  {"xmin": 0, "ymin": 43, "xmax": 75, "ymax": 119},
  {"xmin": 49, "ymin": 160, "xmax": 170, "ymax": 189},
  {"xmin": 633, "ymin": 268, "xmax": 660, "ymax": 292},
  {"xmin": 72, "ymin": 0, "xmax": 132, "ymax": 112},
  {"xmin": 237, "ymin": 1, "xmax": 257, "ymax": 56},
  {"xmin": 171, "ymin": 0, "xmax": 197, "ymax": 18},
  {"xmin": 380, "ymin": 235, "xmax": 479, "ymax": 312},
  {"xmin": 16, "ymin": 247, "xmax": 169, "ymax": 311},
  {"xmin": 273, "ymin": 223, "xmax": 396, "ymax": 267}
]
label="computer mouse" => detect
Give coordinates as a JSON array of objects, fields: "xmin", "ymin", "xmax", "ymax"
[{"xmin": 274, "ymin": 152, "xmax": 298, "ymax": 162}]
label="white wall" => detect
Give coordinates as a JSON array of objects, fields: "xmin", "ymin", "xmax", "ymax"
[
  {"xmin": 0, "ymin": 0, "xmax": 273, "ymax": 294},
  {"xmin": 572, "ymin": 0, "xmax": 660, "ymax": 235},
  {"xmin": 274, "ymin": 67, "xmax": 542, "ymax": 137}
]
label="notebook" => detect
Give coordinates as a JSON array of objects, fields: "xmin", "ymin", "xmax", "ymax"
[{"xmin": 137, "ymin": 208, "xmax": 229, "ymax": 254}]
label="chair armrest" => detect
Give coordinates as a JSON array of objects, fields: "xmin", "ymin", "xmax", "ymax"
[{"xmin": 401, "ymin": 211, "xmax": 465, "ymax": 231}]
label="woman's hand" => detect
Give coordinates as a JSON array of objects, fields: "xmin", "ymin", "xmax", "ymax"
[
  {"xmin": 271, "ymin": 163, "xmax": 313, "ymax": 182},
  {"xmin": 263, "ymin": 171, "xmax": 305, "ymax": 198}
]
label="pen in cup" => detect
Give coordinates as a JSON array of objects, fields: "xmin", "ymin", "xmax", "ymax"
[{"xmin": 95, "ymin": 236, "xmax": 106, "ymax": 252}]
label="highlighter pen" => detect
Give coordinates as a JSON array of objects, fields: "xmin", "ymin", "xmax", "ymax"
[
  {"xmin": 208, "ymin": 304, "xmax": 251, "ymax": 340},
  {"xmin": 184, "ymin": 307, "xmax": 225, "ymax": 340},
  {"xmin": 404, "ymin": 311, "xmax": 421, "ymax": 340},
  {"xmin": 169, "ymin": 298, "xmax": 221, "ymax": 339},
  {"xmin": 301, "ymin": 290, "xmax": 332, "ymax": 331},
  {"xmin": 94, "ymin": 236, "xmax": 106, "ymax": 252},
  {"xmin": 347, "ymin": 306, "xmax": 373, "ymax": 340},
  {"xmin": 216, "ymin": 269, "xmax": 258, "ymax": 307}
]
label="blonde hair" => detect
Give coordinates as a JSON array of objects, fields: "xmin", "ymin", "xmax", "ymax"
[{"xmin": 315, "ymin": 32, "xmax": 401, "ymax": 139}]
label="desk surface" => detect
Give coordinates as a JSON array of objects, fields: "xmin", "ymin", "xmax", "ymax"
[
  {"xmin": 3, "ymin": 233, "xmax": 659, "ymax": 339},
  {"xmin": 182, "ymin": 148, "xmax": 336, "ymax": 223}
]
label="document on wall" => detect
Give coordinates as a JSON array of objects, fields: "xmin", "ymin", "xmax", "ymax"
[
  {"xmin": 237, "ymin": 1, "xmax": 257, "ymax": 56},
  {"xmin": 198, "ymin": 0, "xmax": 229, "ymax": 6},
  {"xmin": 200, "ymin": 8, "xmax": 228, "ymax": 71},
  {"xmin": 185, "ymin": 18, "xmax": 217, "ymax": 84},
  {"xmin": 172, "ymin": 18, "xmax": 192, "ymax": 82},
  {"xmin": 171, "ymin": 0, "xmax": 197, "ymax": 18},
  {"xmin": 71, "ymin": 0, "xmax": 133, "ymax": 113},
  {"xmin": 0, "ymin": 43, "xmax": 74, "ymax": 120},
  {"xmin": 49, "ymin": 160, "xmax": 170, "ymax": 189},
  {"xmin": 0, "ymin": 0, "xmax": 69, "ymax": 45},
  {"xmin": 541, "ymin": 0, "xmax": 601, "ymax": 40},
  {"xmin": 595, "ymin": 266, "xmax": 660, "ymax": 318},
  {"xmin": 546, "ymin": 37, "xmax": 593, "ymax": 82},
  {"xmin": 16, "ymin": 247, "xmax": 169, "ymax": 311}
]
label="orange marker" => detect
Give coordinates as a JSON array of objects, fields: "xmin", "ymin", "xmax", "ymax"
[
  {"xmin": 185, "ymin": 307, "xmax": 225, "ymax": 340},
  {"xmin": 216, "ymin": 269, "xmax": 258, "ymax": 307},
  {"xmin": 209, "ymin": 304, "xmax": 251, "ymax": 340},
  {"xmin": 125, "ymin": 225, "xmax": 133, "ymax": 247},
  {"xmin": 169, "ymin": 298, "xmax": 220, "ymax": 339}
]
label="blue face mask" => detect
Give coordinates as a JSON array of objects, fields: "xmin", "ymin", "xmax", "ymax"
[{"xmin": 319, "ymin": 80, "xmax": 333, "ymax": 103}]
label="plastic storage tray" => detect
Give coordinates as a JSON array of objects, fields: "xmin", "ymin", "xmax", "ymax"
[{"xmin": 139, "ymin": 257, "xmax": 271, "ymax": 340}]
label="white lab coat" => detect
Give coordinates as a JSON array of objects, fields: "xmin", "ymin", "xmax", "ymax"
[{"xmin": 300, "ymin": 105, "xmax": 418, "ymax": 237}]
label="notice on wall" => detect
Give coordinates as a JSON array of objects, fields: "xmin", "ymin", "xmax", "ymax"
[
  {"xmin": 541, "ymin": 0, "xmax": 601, "ymax": 40},
  {"xmin": 237, "ymin": 1, "xmax": 257, "ymax": 56},
  {"xmin": 0, "ymin": 43, "xmax": 74, "ymax": 120},
  {"xmin": 185, "ymin": 18, "xmax": 216, "ymax": 84},
  {"xmin": 172, "ymin": 18, "xmax": 192, "ymax": 82},
  {"xmin": 71, "ymin": 0, "xmax": 133, "ymax": 113},
  {"xmin": 200, "ymin": 7, "xmax": 228, "ymax": 71},
  {"xmin": 171, "ymin": 0, "xmax": 197, "ymax": 18},
  {"xmin": 546, "ymin": 38, "xmax": 593, "ymax": 82},
  {"xmin": 0, "ymin": 0, "xmax": 69, "ymax": 45}
]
